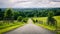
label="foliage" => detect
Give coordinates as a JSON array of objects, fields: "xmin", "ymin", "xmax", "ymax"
[
  {"xmin": 17, "ymin": 16, "xmax": 23, "ymax": 21},
  {"xmin": 0, "ymin": 8, "xmax": 60, "ymax": 34},
  {"xmin": 32, "ymin": 18, "xmax": 38, "ymax": 23},
  {"xmin": 47, "ymin": 11, "xmax": 57, "ymax": 26},
  {"xmin": 0, "ymin": 8, "xmax": 60, "ymax": 20},
  {"xmin": 0, "ymin": 22, "xmax": 25, "ymax": 34},
  {"xmin": 22, "ymin": 18, "xmax": 28, "ymax": 23},
  {"xmin": 4, "ymin": 9, "xmax": 14, "ymax": 20},
  {"xmin": 48, "ymin": 11, "xmax": 54, "ymax": 18},
  {"xmin": 0, "ymin": 9, "xmax": 4, "ymax": 20},
  {"xmin": 13, "ymin": 11, "xmax": 20, "ymax": 20},
  {"xmin": 31, "ymin": 18, "xmax": 36, "ymax": 23},
  {"xmin": 33, "ymin": 16, "xmax": 60, "ymax": 34}
]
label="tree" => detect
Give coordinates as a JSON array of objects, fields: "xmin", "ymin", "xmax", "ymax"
[
  {"xmin": 4, "ymin": 9, "xmax": 13, "ymax": 20},
  {"xmin": 47, "ymin": 11, "xmax": 56, "ymax": 25},
  {"xmin": 47, "ymin": 11, "xmax": 54, "ymax": 22},
  {"xmin": 0, "ymin": 9, "xmax": 1, "ymax": 18},
  {"xmin": 13, "ymin": 12, "xmax": 20, "ymax": 20},
  {"xmin": 17, "ymin": 16, "xmax": 23, "ymax": 21},
  {"xmin": 48, "ymin": 11, "xmax": 54, "ymax": 18},
  {"xmin": 0, "ymin": 9, "xmax": 4, "ymax": 20}
]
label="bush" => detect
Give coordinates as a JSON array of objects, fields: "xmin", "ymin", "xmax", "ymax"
[
  {"xmin": 17, "ymin": 16, "xmax": 23, "ymax": 22},
  {"xmin": 31, "ymin": 18, "xmax": 36, "ymax": 23},
  {"xmin": 22, "ymin": 18, "xmax": 28, "ymax": 23}
]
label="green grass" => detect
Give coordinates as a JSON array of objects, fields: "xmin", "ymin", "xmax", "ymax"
[
  {"xmin": 0, "ymin": 21, "xmax": 25, "ymax": 34},
  {"xmin": 33, "ymin": 16, "xmax": 60, "ymax": 34},
  {"xmin": 35, "ymin": 23, "xmax": 56, "ymax": 31}
]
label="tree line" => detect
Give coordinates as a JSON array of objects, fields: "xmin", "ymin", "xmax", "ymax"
[{"xmin": 0, "ymin": 8, "xmax": 60, "ymax": 20}]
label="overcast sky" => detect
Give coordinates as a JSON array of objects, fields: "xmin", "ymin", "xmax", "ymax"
[{"xmin": 0, "ymin": 0, "xmax": 60, "ymax": 8}]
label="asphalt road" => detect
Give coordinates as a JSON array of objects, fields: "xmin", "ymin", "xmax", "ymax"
[{"xmin": 5, "ymin": 18, "xmax": 56, "ymax": 34}]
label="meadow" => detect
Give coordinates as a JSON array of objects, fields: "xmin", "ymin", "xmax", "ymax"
[
  {"xmin": 0, "ymin": 21, "xmax": 26, "ymax": 34},
  {"xmin": 33, "ymin": 16, "xmax": 60, "ymax": 34}
]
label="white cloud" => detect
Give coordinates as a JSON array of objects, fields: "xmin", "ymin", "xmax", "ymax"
[
  {"xmin": 51, "ymin": 0, "xmax": 60, "ymax": 2},
  {"xmin": 0, "ymin": 0, "xmax": 60, "ymax": 8}
]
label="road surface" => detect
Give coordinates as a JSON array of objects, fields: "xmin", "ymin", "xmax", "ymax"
[{"xmin": 5, "ymin": 18, "xmax": 56, "ymax": 34}]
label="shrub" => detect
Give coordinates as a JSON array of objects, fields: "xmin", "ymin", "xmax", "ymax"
[
  {"xmin": 22, "ymin": 18, "xmax": 28, "ymax": 23},
  {"xmin": 17, "ymin": 16, "xmax": 23, "ymax": 22},
  {"xmin": 31, "ymin": 18, "xmax": 36, "ymax": 23}
]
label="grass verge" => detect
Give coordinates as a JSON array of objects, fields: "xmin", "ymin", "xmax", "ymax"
[
  {"xmin": 35, "ymin": 23, "xmax": 60, "ymax": 34},
  {"xmin": 35, "ymin": 23, "xmax": 56, "ymax": 31},
  {"xmin": 33, "ymin": 16, "xmax": 60, "ymax": 34},
  {"xmin": 0, "ymin": 23, "xmax": 25, "ymax": 34}
]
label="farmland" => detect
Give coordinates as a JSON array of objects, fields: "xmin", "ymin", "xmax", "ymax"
[
  {"xmin": 0, "ymin": 8, "xmax": 60, "ymax": 34},
  {"xmin": 33, "ymin": 16, "xmax": 60, "ymax": 34}
]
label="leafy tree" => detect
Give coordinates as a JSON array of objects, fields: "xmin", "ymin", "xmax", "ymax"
[
  {"xmin": 0, "ymin": 9, "xmax": 1, "ymax": 11},
  {"xmin": 4, "ymin": 9, "xmax": 13, "ymax": 20},
  {"xmin": 0, "ymin": 9, "xmax": 4, "ymax": 20},
  {"xmin": 47, "ymin": 11, "xmax": 55, "ymax": 25},
  {"xmin": 0, "ymin": 8, "xmax": 60, "ymax": 20},
  {"xmin": 48, "ymin": 11, "xmax": 54, "ymax": 18},
  {"xmin": 17, "ymin": 16, "xmax": 23, "ymax": 21},
  {"xmin": 13, "ymin": 12, "xmax": 20, "ymax": 20},
  {"xmin": 0, "ymin": 9, "xmax": 2, "ymax": 20}
]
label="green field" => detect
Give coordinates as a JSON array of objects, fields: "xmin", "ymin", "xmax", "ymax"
[
  {"xmin": 0, "ymin": 21, "xmax": 25, "ymax": 34},
  {"xmin": 33, "ymin": 16, "xmax": 60, "ymax": 34}
]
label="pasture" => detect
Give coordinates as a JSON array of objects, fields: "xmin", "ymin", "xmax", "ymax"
[{"xmin": 32, "ymin": 16, "xmax": 60, "ymax": 34}]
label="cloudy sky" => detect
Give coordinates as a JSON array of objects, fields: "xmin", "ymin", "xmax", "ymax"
[{"xmin": 0, "ymin": 0, "xmax": 60, "ymax": 8}]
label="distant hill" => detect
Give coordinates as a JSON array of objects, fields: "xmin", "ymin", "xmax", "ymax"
[{"xmin": 1, "ymin": 8, "xmax": 60, "ymax": 12}]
